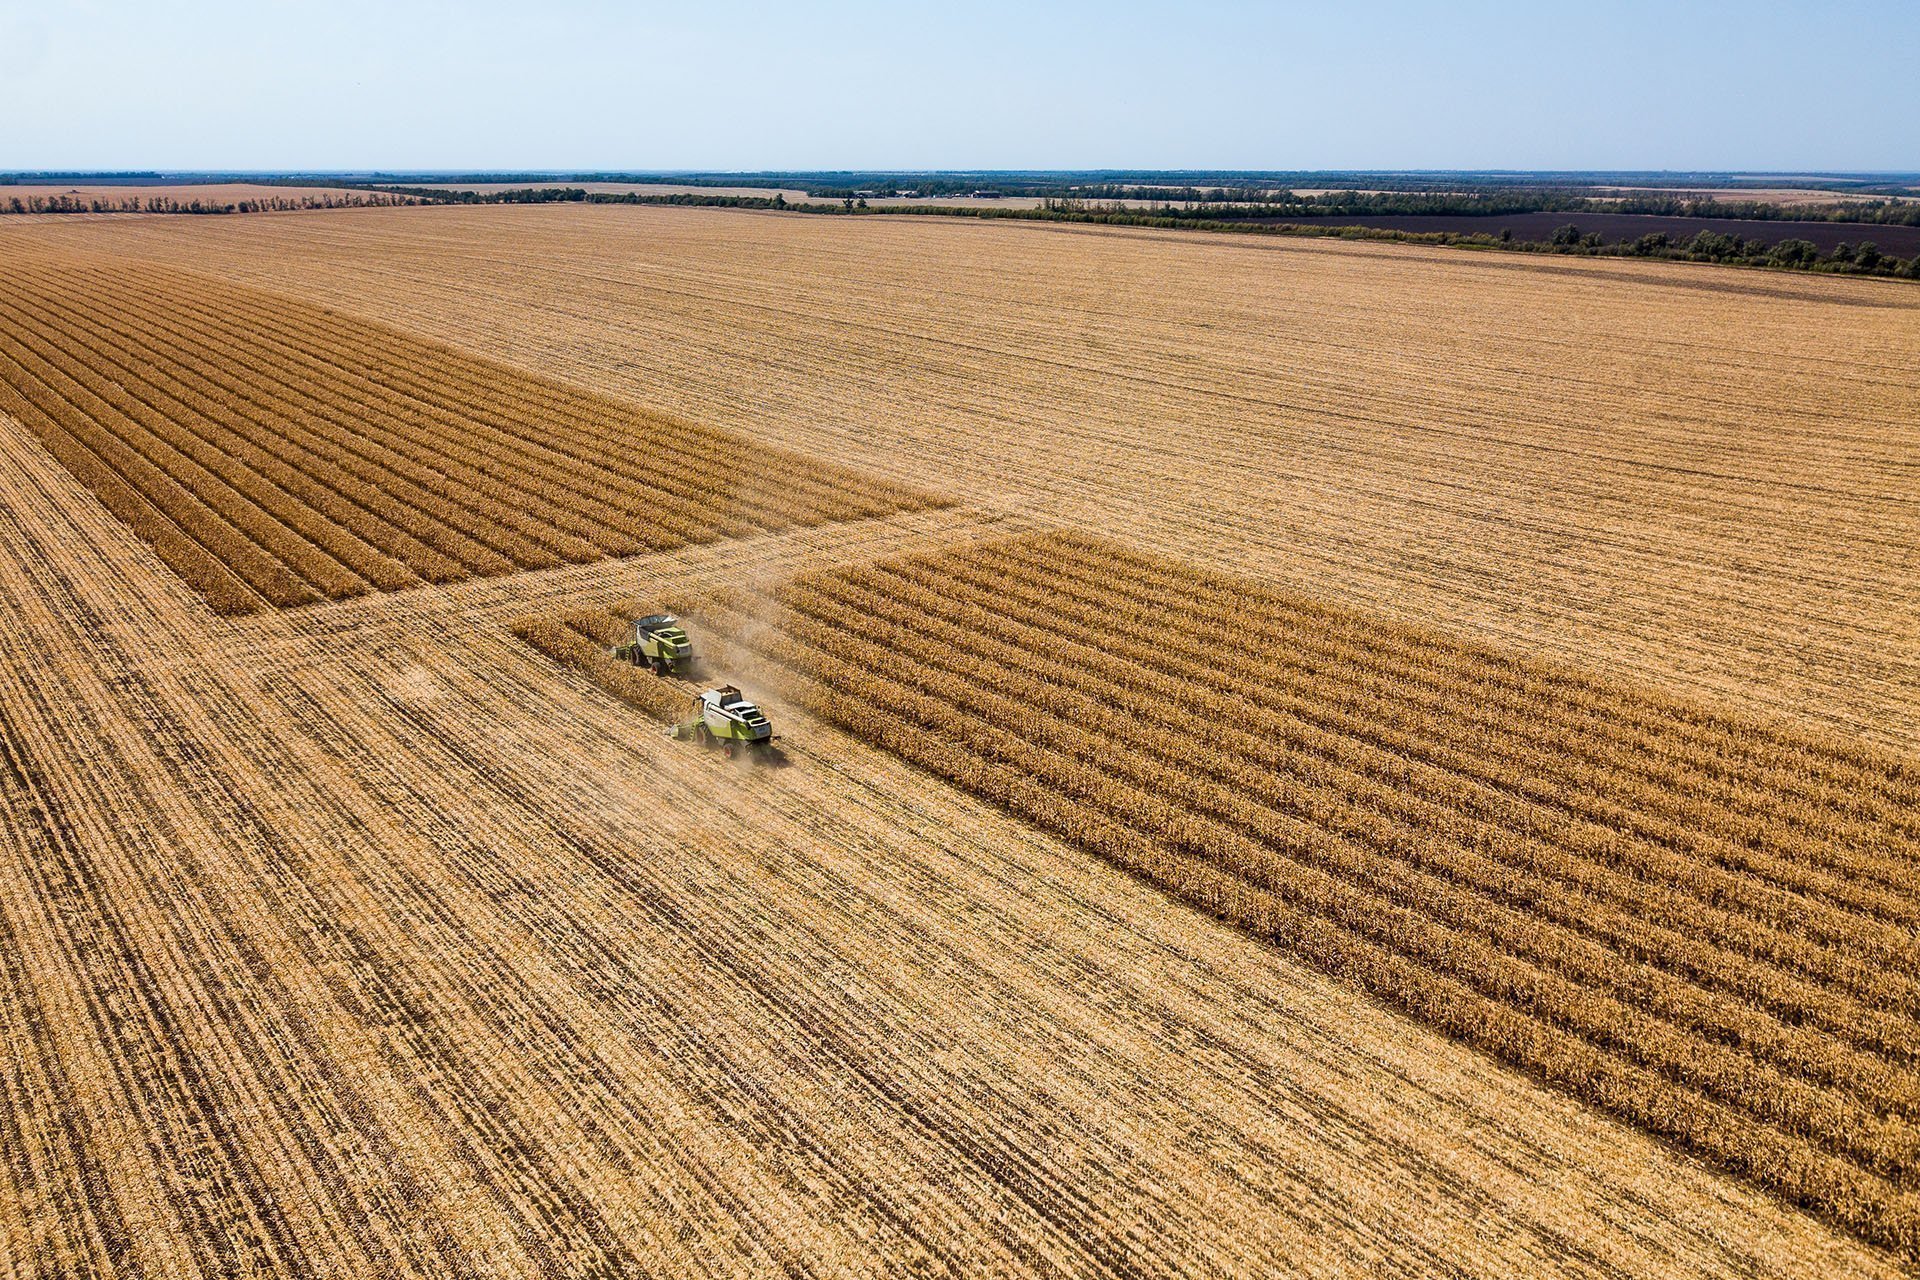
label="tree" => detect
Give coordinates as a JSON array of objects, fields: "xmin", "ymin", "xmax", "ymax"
[
  {"xmin": 1550, "ymin": 223, "xmax": 1582, "ymax": 246},
  {"xmin": 1768, "ymin": 238, "xmax": 1818, "ymax": 266},
  {"xmin": 1855, "ymin": 241, "xmax": 1883, "ymax": 270},
  {"xmin": 1685, "ymin": 230, "xmax": 1737, "ymax": 259}
]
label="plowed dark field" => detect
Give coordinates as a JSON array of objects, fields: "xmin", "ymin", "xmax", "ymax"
[{"xmin": 1256, "ymin": 210, "xmax": 1920, "ymax": 254}]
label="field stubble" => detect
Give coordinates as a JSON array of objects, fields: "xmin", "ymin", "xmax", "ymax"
[
  {"xmin": 5, "ymin": 205, "xmax": 1913, "ymax": 749},
  {"xmin": 2, "ymin": 407, "xmax": 1896, "ymax": 1275},
  {"xmin": 530, "ymin": 531, "xmax": 1920, "ymax": 1258}
]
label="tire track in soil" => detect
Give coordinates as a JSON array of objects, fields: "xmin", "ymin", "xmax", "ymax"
[{"xmin": 0, "ymin": 720, "xmax": 143, "ymax": 1280}]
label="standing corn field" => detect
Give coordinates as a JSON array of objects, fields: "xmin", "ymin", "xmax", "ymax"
[
  {"xmin": 538, "ymin": 531, "xmax": 1920, "ymax": 1258},
  {"xmin": 0, "ymin": 250, "xmax": 939, "ymax": 614},
  {"xmin": 2, "ymin": 202, "xmax": 1917, "ymax": 1278}
]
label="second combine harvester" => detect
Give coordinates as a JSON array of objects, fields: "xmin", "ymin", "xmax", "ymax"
[{"xmin": 616, "ymin": 614, "xmax": 778, "ymax": 759}]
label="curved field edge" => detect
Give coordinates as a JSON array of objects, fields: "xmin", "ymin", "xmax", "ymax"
[
  {"xmin": 517, "ymin": 530, "xmax": 1920, "ymax": 1259},
  {"xmin": 0, "ymin": 249, "xmax": 944, "ymax": 616}
]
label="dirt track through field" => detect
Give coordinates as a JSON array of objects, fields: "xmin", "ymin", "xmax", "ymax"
[
  {"xmin": 0, "ymin": 400, "xmax": 1903, "ymax": 1276},
  {"xmin": 11, "ymin": 204, "xmax": 1911, "ymax": 751}
]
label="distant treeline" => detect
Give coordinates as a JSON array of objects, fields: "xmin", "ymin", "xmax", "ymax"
[
  {"xmin": 1046, "ymin": 189, "xmax": 1920, "ymax": 227},
  {"xmin": 2, "ymin": 171, "xmax": 173, "ymax": 185},
  {"xmin": 1608, "ymin": 194, "xmax": 1920, "ymax": 225},
  {"xmin": 358, "ymin": 185, "xmax": 815, "ymax": 210},
  {"xmin": 366, "ymin": 184, "xmax": 597, "ymax": 204},
  {"xmin": 365, "ymin": 179, "xmax": 1920, "ymax": 231},
  {"xmin": 399, "ymin": 184, "xmax": 1919, "ymax": 281},
  {"xmin": 0, "ymin": 191, "xmax": 414, "ymax": 216},
  {"xmin": 306, "ymin": 168, "xmax": 1920, "ymax": 198},
  {"xmin": 1060, "ymin": 191, "xmax": 1591, "ymax": 216},
  {"xmin": 1068, "ymin": 187, "xmax": 1583, "ymax": 212},
  {"xmin": 1528, "ymin": 221, "xmax": 1915, "ymax": 274}
]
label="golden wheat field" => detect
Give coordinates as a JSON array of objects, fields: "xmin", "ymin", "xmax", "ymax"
[{"xmin": 1, "ymin": 204, "xmax": 1918, "ymax": 1278}]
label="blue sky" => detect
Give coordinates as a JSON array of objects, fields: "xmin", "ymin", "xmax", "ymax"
[{"xmin": 3, "ymin": 0, "xmax": 1915, "ymax": 171}]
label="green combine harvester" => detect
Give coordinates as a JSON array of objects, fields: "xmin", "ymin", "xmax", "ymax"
[
  {"xmin": 612, "ymin": 614, "xmax": 695, "ymax": 676},
  {"xmin": 672, "ymin": 686, "xmax": 776, "ymax": 758},
  {"xmin": 614, "ymin": 614, "xmax": 777, "ymax": 757}
]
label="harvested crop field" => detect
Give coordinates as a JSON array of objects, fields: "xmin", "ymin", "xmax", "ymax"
[
  {"xmin": 527, "ymin": 531, "xmax": 1920, "ymax": 1255},
  {"xmin": 12, "ymin": 203, "xmax": 1914, "ymax": 752},
  {"xmin": 1, "ymin": 204, "xmax": 1917, "ymax": 1277},
  {"xmin": 0, "ymin": 250, "xmax": 931, "ymax": 613},
  {"xmin": 0, "ymin": 182, "xmax": 422, "ymax": 208}
]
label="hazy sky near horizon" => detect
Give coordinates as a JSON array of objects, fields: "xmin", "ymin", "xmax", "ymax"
[{"xmin": 3, "ymin": 0, "xmax": 1915, "ymax": 172}]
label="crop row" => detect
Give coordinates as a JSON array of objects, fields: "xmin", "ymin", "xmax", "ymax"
[
  {"xmin": 511, "ymin": 618, "xmax": 690, "ymax": 724},
  {"xmin": 0, "ymin": 253, "xmax": 938, "ymax": 614},
  {"xmin": 58, "ymin": 258, "xmax": 930, "ymax": 537},
  {"xmin": 527, "ymin": 532, "xmax": 1920, "ymax": 1258},
  {"xmin": 1008, "ymin": 532, "xmax": 1920, "ymax": 833},
  {"xmin": 805, "ymin": 564, "xmax": 1920, "ymax": 1038},
  {"xmin": 736, "ymin": 592, "xmax": 1914, "ymax": 1151},
  {"xmin": 906, "ymin": 547, "xmax": 1920, "ymax": 958}
]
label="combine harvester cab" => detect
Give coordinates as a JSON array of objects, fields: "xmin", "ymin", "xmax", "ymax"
[
  {"xmin": 613, "ymin": 613, "xmax": 695, "ymax": 676},
  {"xmin": 674, "ymin": 686, "xmax": 776, "ymax": 759}
]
